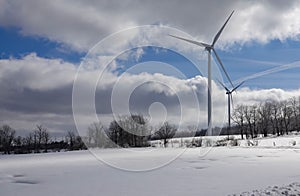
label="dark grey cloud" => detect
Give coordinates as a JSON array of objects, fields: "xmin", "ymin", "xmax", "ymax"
[{"xmin": 0, "ymin": 85, "xmax": 73, "ymax": 114}]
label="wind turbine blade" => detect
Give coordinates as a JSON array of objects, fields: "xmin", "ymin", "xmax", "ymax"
[
  {"xmin": 230, "ymin": 93, "xmax": 234, "ymax": 110},
  {"xmin": 212, "ymin": 48, "xmax": 234, "ymax": 88},
  {"xmin": 217, "ymin": 79, "xmax": 230, "ymax": 92},
  {"xmin": 168, "ymin": 34, "xmax": 210, "ymax": 48},
  {"xmin": 231, "ymin": 81, "xmax": 245, "ymax": 92},
  {"xmin": 212, "ymin": 10, "xmax": 234, "ymax": 47}
]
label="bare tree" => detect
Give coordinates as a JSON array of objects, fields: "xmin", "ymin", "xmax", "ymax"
[
  {"xmin": 34, "ymin": 125, "xmax": 50, "ymax": 152},
  {"xmin": 281, "ymin": 100, "xmax": 293, "ymax": 135},
  {"xmin": 250, "ymin": 105, "xmax": 258, "ymax": 137},
  {"xmin": 24, "ymin": 133, "xmax": 33, "ymax": 153},
  {"xmin": 34, "ymin": 125, "xmax": 43, "ymax": 152},
  {"xmin": 131, "ymin": 114, "xmax": 148, "ymax": 147},
  {"xmin": 66, "ymin": 131, "xmax": 76, "ymax": 150},
  {"xmin": 290, "ymin": 97, "xmax": 300, "ymax": 132},
  {"xmin": 107, "ymin": 115, "xmax": 149, "ymax": 147},
  {"xmin": 0, "ymin": 125, "xmax": 16, "ymax": 154},
  {"xmin": 42, "ymin": 129, "xmax": 50, "ymax": 152},
  {"xmin": 14, "ymin": 136, "xmax": 22, "ymax": 147},
  {"xmin": 108, "ymin": 120, "xmax": 123, "ymax": 147},
  {"xmin": 244, "ymin": 105, "xmax": 254, "ymax": 139},
  {"xmin": 270, "ymin": 101, "xmax": 282, "ymax": 136},
  {"xmin": 88, "ymin": 122, "xmax": 107, "ymax": 148},
  {"xmin": 257, "ymin": 102, "xmax": 272, "ymax": 137},
  {"xmin": 119, "ymin": 115, "xmax": 149, "ymax": 147},
  {"xmin": 155, "ymin": 122, "xmax": 177, "ymax": 147},
  {"xmin": 66, "ymin": 131, "xmax": 86, "ymax": 150},
  {"xmin": 232, "ymin": 105, "xmax": 246, "ymax": 139},
  {"xmin": 297, "ymin": 96, "xmax": 300, "ymax": 132},
  {"xmin": 87, "ymin": 128, "xmax": 94, "ymax": 147}
]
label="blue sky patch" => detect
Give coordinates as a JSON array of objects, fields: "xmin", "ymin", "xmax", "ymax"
[{"xmin": 0, "ymin": 27, "xmax": 85, "ymax": 63}]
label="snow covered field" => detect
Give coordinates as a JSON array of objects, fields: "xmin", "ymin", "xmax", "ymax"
[
  {"xmin": 1, "ymin": 144, "xmax": 300, "ymax": 196},
  {"xmin": 151, "ymin": 134, "xmax": 300, "ymax": 148}
]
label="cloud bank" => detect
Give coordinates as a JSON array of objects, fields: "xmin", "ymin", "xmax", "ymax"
[
  {"xmin": 1, "ymin": 54, "xmax": 300, "ymax": 133},
  {"xmin": 0, "ymin": 0, "xmax": 300, "ymax": 51}
]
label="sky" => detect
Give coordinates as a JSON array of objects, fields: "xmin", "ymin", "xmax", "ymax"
[{"xmin": 1, "ymin": 0, "xmax": 300, "ymax": 135}]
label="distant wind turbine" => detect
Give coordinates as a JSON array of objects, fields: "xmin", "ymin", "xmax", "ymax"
[
  {"xmin": 218, "ymin": 81, "xmax": 244, "ymax": 139},
  {"xmin": 169, "ymin": 11, "xmax": 235, "ymax": 135}
]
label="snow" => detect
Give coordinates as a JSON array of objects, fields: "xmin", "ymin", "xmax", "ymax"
[
  {"xmin": 1, "ymin": 143, "xmax": 300, "ymax": 196},
  {"xmin": 229, "ymin": 182, "xmax": 300, "ymax": 196},
  {"xmin": 239, "ymin": 134, "xmax": 300, "ymax": 147},
  {"xmin": 151, "ymin": 134, "xmax": 300, "ymax": 148}
]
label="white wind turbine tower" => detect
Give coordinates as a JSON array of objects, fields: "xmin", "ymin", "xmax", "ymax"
[
  {"xmin": 169, "ymin": 11, "xmax": 235, "ymax": 135},
  {"xmin": 218, "ymin": 81, "xmax": 244, "ymax": 139}
]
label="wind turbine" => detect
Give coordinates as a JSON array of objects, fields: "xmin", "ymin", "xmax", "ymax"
[
  {"xmin": 169, "ymin": 11, "xmax": 235, "ymax": 135},
  {"xmin": 218, "ymin": 81, "xmax": 244, "ymax": 139}
]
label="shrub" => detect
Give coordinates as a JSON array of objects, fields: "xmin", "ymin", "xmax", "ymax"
[
  {"xmin": 290, "ymin": 140, "xmax": 296, "ymax": 146},
  {"xmin": 193, "ymin": 138, "xmax": 202, "ymax": 147},
  {"xmin": 215, "ymin": 138, "xmax": 228, "ymax": 147},
  {"xmin": 204, "ymin": 139, "xmax": 213, "ymax": 147},
  {"xmin": 230, "ymin": 139, "xmax": 238, "ymax": 146}
]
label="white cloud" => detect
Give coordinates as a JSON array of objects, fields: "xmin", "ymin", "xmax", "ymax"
[
  {"xmin": 1, "ymin": 54, "xmax": 300, "ymax": 133},
  {"xmin": 0, "ymin": 53, "xmax": 76, "ymax": 91},
  {"xmin": 1, "ymin": 0, "xmax": 300, "ymax": 52},
  {"xmin": 234, "ymin": 88, "xmax": 300, "ymax": 106}
]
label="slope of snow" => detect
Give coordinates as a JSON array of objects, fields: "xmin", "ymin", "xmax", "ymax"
[{"xmin": 1, "ymin": 146, "xmax": 300, "ymax": 196}]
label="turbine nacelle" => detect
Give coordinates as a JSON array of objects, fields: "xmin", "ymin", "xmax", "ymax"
[
  {"xmin": 219, "ymin": 80, "xmax": 245, "ymax": 109},
  {"xmin": 168, "ymin": 10, "xmax": 235, "ymax": 88},
  {"xmin": 219, "ymin": 80, "xmax": 245, "ymax": 94},
  {"xmin": 168, "ymin": 10, "xmax": 235, "ymax": 133}
]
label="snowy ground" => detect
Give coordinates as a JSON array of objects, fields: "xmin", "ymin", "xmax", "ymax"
[
  {"xmin": 151, "ymin": 134, "xmax": 300, "ymax": 148},
  {"xmin": 1, "ymin": 145, "xmax": 300, "ymax": 196},
  {"xmin": 229, "ymin": 182, "xmax": 300, "ymax": 196}
]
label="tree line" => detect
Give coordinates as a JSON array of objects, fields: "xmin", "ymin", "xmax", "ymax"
[
  {"xmin": 0, "ymin": 124, "xmax": 86, "ymax": 154},
  {"xmin": 231, "ymin": 96, "xmax": 300, "ymax": 139},
  {"xmin": 0, "ymin": 115, "xmax": 180, "ymax": 154},
  {"xmin": 82, "ymin": 115, "xmax": 178, "ymax": 148}
]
